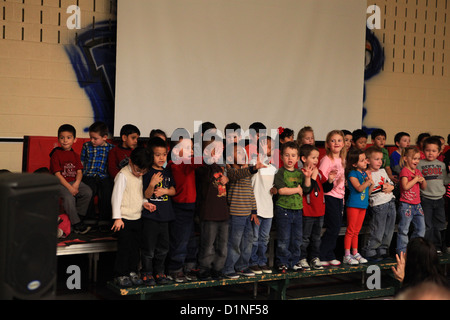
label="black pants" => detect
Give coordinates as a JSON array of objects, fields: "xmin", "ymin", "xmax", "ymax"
[
  {"xmin": 82, "ymin": 175, "xmax": 113, "ymax": 222},
  {"xmin": 114, "ymin": 218, "xmax": 142, "ymax": 277},
  {"xmin": 141, "ymin": 218, "xmax": 170, "ymax": 275}
]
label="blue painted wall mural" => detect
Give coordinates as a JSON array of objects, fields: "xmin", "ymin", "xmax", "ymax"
[{"xmin": 65, "ymin": 21, "xmax": 117, "ymax": 134}]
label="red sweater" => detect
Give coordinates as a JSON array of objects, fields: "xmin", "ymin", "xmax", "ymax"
[
  {"xmin": 301, "ymin": 169, "xmax": 333, "ymax": 217},
  {"xmin": 108, "ymin": 145, "xmax": 133, "ymax": 179},
  {"xmin": 168, "ymin": 158, "xmax": 202, "ymax": 204}
]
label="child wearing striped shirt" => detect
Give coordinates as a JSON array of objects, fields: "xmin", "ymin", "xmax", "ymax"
[{"xmin": 222, "ymin": 142, "xmax": 265, "ymax": 279}]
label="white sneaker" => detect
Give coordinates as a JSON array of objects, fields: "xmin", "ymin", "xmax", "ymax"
[
  {"xmin": 343, "ymin": 255, "xmax": 358, "ymax": 265},
  {"xmin": 352, "ymin": 253, "xmax": 368, "ymax": 264},
  {"xmin": 310, "ymin": 257, "xmax": 324, "ymax": 270},
  {"xmin": 329, "ymin": 259, "xmax": 341, "ymax": 266},
  {"xmin": 300, "ymin": 259, "xmax": 311, "ymax": 270}
]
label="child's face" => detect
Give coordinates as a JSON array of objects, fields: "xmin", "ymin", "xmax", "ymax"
[
  {"xmin": 302, "ymin": 131, "xmax": 315, "ymax": 146},
  {"xmin": 302, "ymin": 150, "xmax": 320, "ymax": 168},
  {"xmin": 129, "ymin": 161, "xmax": 148, "ymax": 178},
  {"xmin": 344, "ymin": 134, "xmax": 353, "ymax": 151},
  {"xmin": 372, "ymin": 135, "xmax": 386, "ymax": 148},
  {"xmin": 233, "ymin": 145, "xmax": 247, "ymax": 165},
  {"xmin": 396, "ymin": 135, "xmax": 410, "ymax": 149},
  {"xmin": 328, "ymin": 134, "xmax": 344, "ymax": 155},
  {"xmin": 225, "ymin": 132, "xmax": 241, "ymax": 145},
  {"xmin": 404, "ymin": 152, "xmax": 420, "ymax": 170},
  {"xmin": 282, "ymin": 147, "xmax": 299, "ymax": 170},
  {"xmin": 424, "ymin": 143, "xmax": 440, "ymax": 162},
  {"xmin": 152, "ymin": 146, "xmax": 168, "ymax": 169},
  {"xmin": 174, "ymin": 138, "xmax": 193, "ymax": 158},
  {"xmin": 368, "ymin": 152, "xmax": 383, "ymax": 171},
  {"xmin": 353, "ymin": 137, "xmax": 367, "ymax": 151},
  {"xmin": 281, "ymin": 135, "xmax": 294, "ymax": 144},
  {"xmin": 122, "ymin": 133, "xmax": 139, "ymax": 149},
  {"xmin": 354, "ymin": 153, "xmax": 368, "ymax": 171},
  {"xmin": 89, "ymin": 131, "xmax": 107, "ymax": 147},
  {"xmin": 58, "ymin": 131, "xmax": 77, "ymax": 151}
]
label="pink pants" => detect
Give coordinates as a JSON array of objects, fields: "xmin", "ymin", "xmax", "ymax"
[{"xmin": 344, "ymin": 207, "xmax": 366, "ymax": 250}]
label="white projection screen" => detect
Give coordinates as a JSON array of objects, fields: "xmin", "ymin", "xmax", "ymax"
[{"xmin": 115, "ymin": 0, "xmax": 367, "ymax": 140}]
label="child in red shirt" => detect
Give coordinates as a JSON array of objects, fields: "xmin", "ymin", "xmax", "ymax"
[{"xmin": 50, "ymin": 124, "xmax": 92, "ymax": 234}]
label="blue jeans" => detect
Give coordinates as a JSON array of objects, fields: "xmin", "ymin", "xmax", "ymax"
[
  {"xmin": 363, "ymin": 199, "xmax": 396, "ymax": 257},
  {"xmin": 396, "ymin": 202, "xmax": 425, "ymax": 254},
  {"xmin": 223, "ymin": 215, "xmax": 254, "ymax": 275},
  {"xmin": 301, "ymin": 216, "xmax": 324, "ymax": 260},
  {"xmin": 274, "ymin": 206, "xmax": 303, "ymax": 268},
  {"xmin": 250, "ymin": 217, "xmax": 273, "ymax": 267},
  {"xmin": 167, "ymin": 202, "xmax": 197, "ymax": 273}
]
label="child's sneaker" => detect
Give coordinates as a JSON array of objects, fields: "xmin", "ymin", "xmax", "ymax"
[
  {"xmin": 129, "ymin": 272, "xmax": 143, "ymax": 286},
  {"xmin": 292, "ymin": 262, "xmax": 303, "ymax": 272},
  {"xmin": 299, "ymin": 259, "xmax": 311, "ymax": 271},
  {"xmin": 238, "ymin": 268, "xmax": 255, "ymax": 277},
  {"xmin": 168, "ymin": 271, "xmax": 187, "ymax": 283},
  {"xmin": 259, "ymin": 265, "xmax": 272, "ymax": 274},
  {"xmin": 114, "ymin": 276, "xmax": 132, "ymax": 288},
  {"xmin": 352, "ymin": 253, "xmax": 368, "ymax": 264},
  {"xmin": 310, "ymin": 257, "xmax": 324, "ymax": 270},
  {"xmin": 73, "ymin": 222, "xmax": 91, "ymax": 234},
  {"xmin": 155, "ymin": 273, "xmax": 170, "ymax": 285},
  {"xmin": 141, "ymin": 272, "xmax": 156, "ymax": 286},
  {"xmin": 343, "ymin": 255, "xmax": 358, "ymax": 265},
  {"xmin": 329, "ymin": 259, "xmax": 341, "ymax": 266},
  {"xmin": 249, "ymin": 265, "xmax": 263, "ymax": 275},
  {"xmin": 224, "ymin": 272, "xmax": 240, "ymax": 279},
  {"xmin": 278, "ymin": 264, "xmax": 288, "ymax": 274}
]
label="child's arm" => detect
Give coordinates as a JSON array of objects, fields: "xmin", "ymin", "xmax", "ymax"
[
  {"xmin": 278, "ymin": 186, "xmax": 303, "ymax": 196},
  {"xmin": 144, "ymin": 172, "xmax": 163, "ymax": 198},
  {"xmin": 153, "ymin": 186, "xmax": 176, "ymax": 198},
  {"xmin": 348, "ymin": 173, "xmax": 373, "ymax": 193},
  {"xmin": 72, "ymin": 169, "xmax": 83, "ymax": 191},
  {"xmin": 54, "ymin": 171, "xmax": 78, "ymax": 196},
  {"xmin": 400, "ymin": 175, "xmax": 420, "ymax": 191}
]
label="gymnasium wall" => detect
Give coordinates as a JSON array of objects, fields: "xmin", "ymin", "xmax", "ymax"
[
  {"xmin": 364, "ymin": 0, "xmax": 450, "ymax": 144},
  {"xmin": 0, "ymin": 0, "xmax": 449, "ymax": 172}
]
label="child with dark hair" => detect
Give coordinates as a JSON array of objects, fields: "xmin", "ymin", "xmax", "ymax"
[
  {"xmin": 108, "ymin": 124, "xmax": 141, "ymax": 179},
  {"xmin": 351, "ymin": 129, "xmax": 368, "ymax": 151},
  {"xmin": 111, "ymin": 147, "xmax": 155, "ymax": 287},
  {"xmin": 342, "ymin": 129, "xmax": 353, "ymax": 153},
  {"xmin": 390, "ymin": 131, "xmax": 411, "ymax": 177},
  {"xmin": 141, "ymin": 137, "xmax": 176, "ymax": 285},
  {"xmin": 416, "ymin": 132, "xmax": 431, "ymax": 159},
  {"xmin": 50, "ymin": 124, "xmax": 92, "ymax": 234},
  {"xmin": 81, "ymin": 121, "xmax": 115, "ymax": 229},
  {"xmin": 371, "ymin": 128, "xmax": 396, "ymax": 183},
  {"xmin": 298, "ymin": 144, "xmax": 334, "ymax": 270}
]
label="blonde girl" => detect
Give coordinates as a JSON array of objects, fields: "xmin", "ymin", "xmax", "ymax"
[
  {"xmin": 396, "ymin": 147, "xmax": 427, "ymax": 254},
  {"xmin": 296, "ymin": 126, "xmax": 315, "ymax": 147},
  {"xmin": 318, "ymin": 130, "xmax": 347, "ymax": 266}
]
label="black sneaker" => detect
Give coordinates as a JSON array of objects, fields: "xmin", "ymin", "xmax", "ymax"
[
  {"xmin": 141, "ymin": 272, "xmax": 156, "ymax": 286},
  {"xmin": 155, "ymin": 273, "xmax": 170, "ymax": 285},
  {"xmin": 73, "ymin": 222, "xmax": 91, "ymax": 234}
]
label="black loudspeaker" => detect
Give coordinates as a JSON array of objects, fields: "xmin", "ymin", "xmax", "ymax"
[{"xmin": 0, "ymin": 173, "xmax": 60, "ymax": 300}]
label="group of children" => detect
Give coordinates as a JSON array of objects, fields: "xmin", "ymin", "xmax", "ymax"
[{"xmin": 49, "ymin": 121, "xmax": 450, "ymax": 288}]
